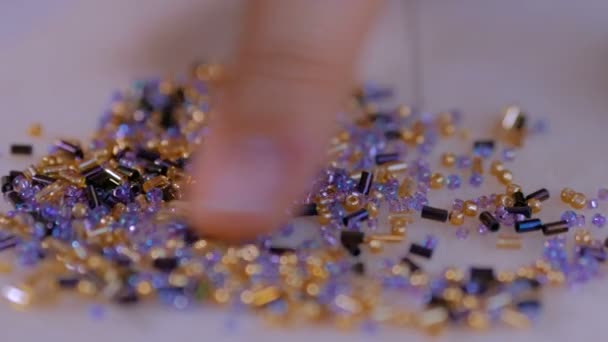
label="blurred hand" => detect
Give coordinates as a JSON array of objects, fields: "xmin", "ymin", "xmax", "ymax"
[{"xmin": 190, "ymin": 0, "xmax": 383, "ymax": 240}]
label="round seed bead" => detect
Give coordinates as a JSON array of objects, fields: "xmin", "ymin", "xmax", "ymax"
[
  {"xmin": 446, "ymin": 174, "xmax": 461, "ymax": 190},
  {"xmin": 490, "ymin": 160, "xmax": 505, "ymax": 176},
  {"xmin": 527, "ymin": 198, "xmax": 542, "ymax": 214},
  {"xmin": 344, "ymin": 194, "xmax": 361, "ymax": 212},
  {"xmin": 560, "ymin": 188, "xmax": 576, "ymax": 203},
  {"xmin": 469, "ymin": 173, "xmax": 483, "ymax": 187},
  {"xmin": 592, "ymin": 214, "xmax": 606, "ymax": 228},
  {"xmin": 440, "ymin": 153, "xmax": 456, "ymax": 167},
  {"xmin": 449, "ymin": 211, "xmax": 465, "ymax": 226},
  {"xmin": 463, "ymin": 201, "xmax": 478, "ymax": 217},
  {"xmin": 467, "ymin": 311, "xmax": 490, "ymax": 331},
  {"xmin": 506, "ymin": 184, "xmax": 522, "ymax": 196},
  {"xmin": 587, "ymin": 199, "xmax": 599, "ymax": 209},
  {"xmin": 498, "ymin": 170, "xmax": 513, "ymax": 185},
  {"xmin": 570, "ymin": 193, "xmax": 587, "ymax": 209},
  {"xmin": 429, "ymin": 173, "xmax": 445, "ymax": 189},
  {"xmin": 368, "ymin": 239, "xmax": 383, "ymax": 253},
  {"xmin": 496, "ymin": 194, "xmax": 515, "ymax": 208}
]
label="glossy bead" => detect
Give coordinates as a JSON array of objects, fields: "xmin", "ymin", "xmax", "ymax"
[
  {"xmin": 490, "ymin": 160, "xmax": 505, "ymax": 176},
  {"xmin": 463, "ymin": 201, "xmax": 478, "ymax": 217},
  {"xmin": 367, "ymin": 239, "xmax": 383, "ymax": 254},
  {"xmin": 429, "ymin": 173, "xmax": 445, "ymax": 189},
  {"xmin": 467, "ymin": 311, "xmax": 490, "ymax": 331},
  {"xmin": 560, "ymin": 188, "xmax": 576, "ymax": 203},
  {"xmin": 344, "ymin": 194, "xmax": 361, "ymax": 212},
  {"xmin": 498, "ymin": 169, "xmax": 513, "ymax": 185},
  {"xmin": 366, "ymin": 202, "xmax": 379, "ymax": 219},
  {"xmin": 496, "ymin": 235, "xmax": 522, "ymax": 250},
  {"xmin": 527, "ymin": 198, "xmax": 542, "ymax": 214},
  {"xmin": 479, "ymin": 211, "xmax": 500, "ymax": 232},
  {"xmin": 506, "ymin": 183, "xmax": 522, "ymax": 196},
  {"xmin": 515, "ymin": 219, "xmax": 543, "ymax": 233},
  {"xmin": 449, "ymin": 211, "xmax": 465, "ymax": 226},
  {"xmin": 496, "ymin": 194, "xmax": 515, "ymax": 208},
  {"xmin": 440, "ymin": 153, "xmax": 456, "ymax": 167},
  {"xmin": 471, "ymin": 156, "xmax": 483, "ymax": 174},
  {"xmin": 570, "ymin": 192, "xmax": 587, "ymax": 209},
  {"xmin": 409, "ymin": 243, "xmax": 433, "ymax": 259},
  {"xmin": 542, "ymin": 220, "xmax": 569, "ymax": 236},
  {"xmin": 526, "ymin": 188, "xmax": 550, "ymax": 202}
]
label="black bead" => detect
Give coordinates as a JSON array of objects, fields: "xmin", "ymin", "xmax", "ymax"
[
  {"xmin": 57, "ymin": 277, "xmax": 80, "ymax": 289},
  {"xmin": 85, "ymin": 186, "xmax": 100, "ymax": 209},
  {"xmin": 427, "ymin": 295, "xmax": 449, "ymax": 308},
  {"xmin": 368, "ymin": 113, "xmax": 393, "ymax": 124},
  {"xmin": 479, "ymin": 211, "xmax": 500, "ymax": 232},
  {"xmin": 346, "ymin": 245, "xmax": 362, "ymax": 257},
  {"xmin": 515, "ymin": 299, "xmax": 541, "ymax": 312},
  {"xmin": 352, "ymin": 262, "xmax": 365, "ymax": 275},
  {"xmin": 421, "ymin": 205, "xmax": 449, "ymax": 223},
  {"xmin": 129, "ymin": 183, "xmax": 143, "ymax": 196},
  {"xmin": 10, "ymin": 144, "xmax": 33, "ymax": 155},
  {"xmin": 144, "ymin": 163, "xmax": 166, "ymax": 176},
  {"xmin": 268, "ymin": 247, "xmax": 296, "ymax": 255},
  {"xmin": 541, "ymin": 220, "xmax": 569, "ymax": 236},
  {"xmin": 340, "ymin": 231, "xmax": 365, "ymax": 247},
  {"xmin": 375, "ymin": 153, "xmax": 400, "ymax": 165},
  {"xmin": 138, "ymin": 97, "xmax": 155, "ymax": 112},
  {"xmin": 32, "ymin": 174, "xmax": 56, "ymax": 187},
  {"xmin": 400, "ymin": 257, "xmax": 421, "ymax": 273},
  {"xmin": 136, "ymin": 148, "xmax": 160, "ymax": 162},
  {"xmin": 579, "ymin": 246, "xmax": 606, "ymax": 262},
  {"xmin": 116, "ymin": 166, "xmax": 141, "ymax": 182},
  {"xmin": 115, "ymin": 289, "xmax": 139, "ymax": 305},
  {"xmin": 473, "ymin": 140, "xmax": 495, "ymax": 155},
  {"xmin": 515, "ymin": 219, "xmax": 543, "ymax": 233},
  {"xmin": 342, "ymin": 208, "xmax": 369, "ymax": 227},
  {"xmin": 294, "ymin": 203, "xmax": 317, "ymax": 217},
  {"xmin": 175, "ymin": 157, "xmax": 188, "ymax": 169},
  {"xmin": 153, "ymin": 257, "xmax": 179, "ymax": 272},
  {"xmin": 5, "ymin": 191, "xmax": 22, "ymax": 206},
  {"xmin": 506, "ymin": 206, "xmax": 532, "ymax": 218},
  {"xmin": 181, "ymin": 228, "xmax": 200, "ymax": 246},
  {"xmin": 384, "ymin": 130, "xmax": 402, "ymax": 140},
  {"xmin": 160, "ymin": 104, "xmax": 176, "ymax": 129},
  {"xmin": 9, "ymin": 171, "xmax": 24, "ymax": 179},
  {"xmin": 409, "ymin": 243, "xmax": 433, "ymax": 259},
  {"xmin": 56, "ymin": 140, "xmax": 84, "ymax": 159},
  {"xmin": 1, "ymin": 182, "xmax": 13, "ymax": 194},
  {"xmin": 525, "ymin": 188, "xmax": 550, "ymax": 202},
  {"xmin": 470, "ymin": 267, "xmax": 495, "ymax": 284},
  {"xmin": 512, "ymin": 191, "xmax": 526, "ymax": 206},
  {"xmin": 356, "ymin": 171, "xmax": 374, "ymax": 195}
]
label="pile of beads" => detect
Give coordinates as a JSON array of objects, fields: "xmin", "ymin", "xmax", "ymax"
[{"xmin": 0, "ymin": 63, "xmax": 606, "ymax": 335}]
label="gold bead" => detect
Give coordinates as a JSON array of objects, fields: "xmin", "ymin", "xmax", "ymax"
[
  {"xmin": 490, "ymin": 160, "xmax": 505, "ymax": 176},
  {"xmin": 497, "ymin": 270, "xmax": 516, "ymax": 283},
  {"xmin": 506, "ymin": 183, "xmax": 522, "ymax": 196},
  {"xmin": 28, "ymin": 123, "xmax": 43, "ymax": 137},
  {"xmin": 76, "ymin": 280, "xmax": 97, "ymax": 297},
  {"xmin": 444, "ymin": 268, "xmax": 464, "ymax": 282},
  {"xmin": 471, "ymin": 156, "xmax": 483, "ymax": 174},
  {"xmin": 136, "ymin": 281, "xmax": 153, "ymax": 297},
  {"xmin": 496, "ymin": 194, "xmax": 515, "ymax": 207},
  {"xmin": 391, "ymin": 225, "xmax": 407, "ymax": 236},
  {"xmin": 71, "ymin": 203, "xmax": 88, "ymax": 219},
  {"xmin": 547, "ymin": 271, "xmax": 565, "ymax": 286},
  {"xmin": 498, "ymin": 169, "xmax": 513, "ymax": 185},
  {"xmin": 440, "ymin": 124, "xmax": 456, "ymax": 137},
  {"xmin": 527, "ymin": 198, "xmax": 542, "ymax": 214},
  {"xmin": 318, "ymin": 212, "xmax": 333, "ymax": 225},
  {"xmin": 429, "ymin": 173, "xmax": 445, "ymax": 189},
  {"xmin": 574, "ymin": 229, "xmax": 592, "ymax": 246},
  {"xmin": 442, "ymin": 287, "xmax": 463, "ymax": 303},
  {"xmin": 463, "ymin": 200, "xmax": 478, "ymax": 217},
  {"xmin": 516, "ymin": 266, "xmax": 536, "ymax": 279},
  {"xmin": 417, "ymin": 307, "xmax": 448, "ymax": 335},
  {"xmin": 398, "ymin": 178, "xmax": 415, "ymax": 197},
  {"xmin": 467, "ymin": 311, "xmax": 490, "ymax": 331},
  {"xmin": 570, "ymin": 192, "xmax": 587, "ymax": 209},
  {"xmin": 501, "ymin": 308, "xmax": 531, "ymax": 329},
  {"xmin": 440, "ymin": 153, "xmax": 456, "ymax": 168},
  {"xmin": 462, "ymin": 295, "xmax": 480, "ymax": 310},
  {"xmin": 496, "ymin": 235, "xmax": 522, "ymax": 250},
  {"xmin": 449, "ymin": 211, "xmax": 465, "ymax": 226},
  {"xmin": 366, "ymin": 202, "xmax": 379, "ymax": 218},
  {"xmin": 560, "ymin": 187, "xmax": 576, "ymax": 203},
  {"xmin": 368, "ymin": 239, "xmax": 383, "ymax": 253}
]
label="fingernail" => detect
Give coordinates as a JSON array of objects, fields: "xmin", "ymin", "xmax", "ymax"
[{"xmin": 198, "ymin": 137, "xmax": 285, "ymax": 214}]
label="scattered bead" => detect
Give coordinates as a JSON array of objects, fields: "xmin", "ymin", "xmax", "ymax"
[
  {"xmin": 591, "ymin": 214, "xmax": 606, "ymax": 228},
  {"xmin": 570, "ymin": 193, "xmax": 587, "ymax": 210},
  {"xmin": 448, "ymin": 211, "xmax": 465, "ymax": 226}
]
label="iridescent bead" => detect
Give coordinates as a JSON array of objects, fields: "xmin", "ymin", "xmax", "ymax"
[
  {"xmin": 469, "ymin": 173, "xmax": 483, "ymax": 187},
  {"xmin": 455, "ymin": 227, "xmax": 469, "ymax": 240},
  {"xmin": 570, "ymin": 193, "xmax": 587, "ymax": 209},
  {"xmin": 463, "ymin": 201, "xmax": 478, "ymax": 217},
  {"xmin": 498, "ymin": 170, "xmax": 513, "ymax": 185},
  {"xmin": 446, "ymin": 174, "xmax": 461, "ymax": 190},
  {"xmin": 456, "ymin": 156, "xmax": 472, "ymax": 169},
  {"xmin": 527, "ymin": 198, "xmax": 542, "ymax": 214},
  {"xmin": 592, "ymin": 214, "xmax": 606, "ymax": 228}
]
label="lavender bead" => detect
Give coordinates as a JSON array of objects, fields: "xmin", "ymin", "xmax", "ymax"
[
  {"xmin": 456, "ymin": 227, "xmax": 470, "ymax": 240},
  {"xmin": 592, "ymin": 214, "xmax": 606, "ymax": 228},
  {"xmin": 501, "ymin": 148, "xmax": 516, "ymax": 162},
  {"xmin": 469, "ymin": 173, "xmax": 484, "ymax": 187},
  {"xmin": 446, "ymin": 174, "xmax": 461, "ymax": 190},
  {"xmin": 452, "ymin": 199, "xmax": 464, "ymax": 211},
  {"xmin": 576, "ymin": 214, "xmax": 586, "ymax": 227},
  {"xmin": 587, "ymin": 199, "xmax": 599, "ymax": 209},
  {"xmin": 456, "ymin": 156, "xmax": 472, "ymax": 169}
]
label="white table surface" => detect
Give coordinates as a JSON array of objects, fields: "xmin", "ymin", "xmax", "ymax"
[{"xmin": 1, "ymin": 1, "xmax": 607, "ymax": 341}]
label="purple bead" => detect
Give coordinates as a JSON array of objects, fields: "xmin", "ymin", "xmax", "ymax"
[
  {"xmin": 592, "ymin": 214, "xmax": 606, "ymax": 228},
  {"xmin": 146, "ymin": 188, "xmax": 163, "ymax": 203},
  {"xmin": 446, "ymin": 174, "xmax": 461, "ymax": 190},
  {"xmin": 452, "ymin": 199, "xmax": 464, "ymax": 211},
  {"xmin": 587, "ymin": 199, "xmax": 599, "ymax": 209},
  {"xmin": 456, "ymin": 156, "xmax": 472, "ymax": 169},
  {"xmin": 576, "ymin": 214, "xmax": 586, "ymax": 227},
  {"xmin": 477, "ymin": 196, "xmax": 489, "ymax": 209},
  {"xmin": 456, "ymin": 227, "xmax": 469, "ymax": 240},
  {"xmin": 531, "ymin": 118, "xmax": 549, "ymax": 134},
  {"xmin": 469, "ymin": 173, "xmax": 484, "ymax": 187},
  {"xmin": 561, "ymin": 210, "xmax": 578, "ymax": 227},
  {"xmin": 423, "ymin": 234, "xmax": 438, "ymax": 249},
  {"xmin": 501, "ymin": 148, "xmax": 516, "ymax": 162},
  {"xmin": 598, "ymin": 188, "xmax": 608, "ymax": 201}
]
